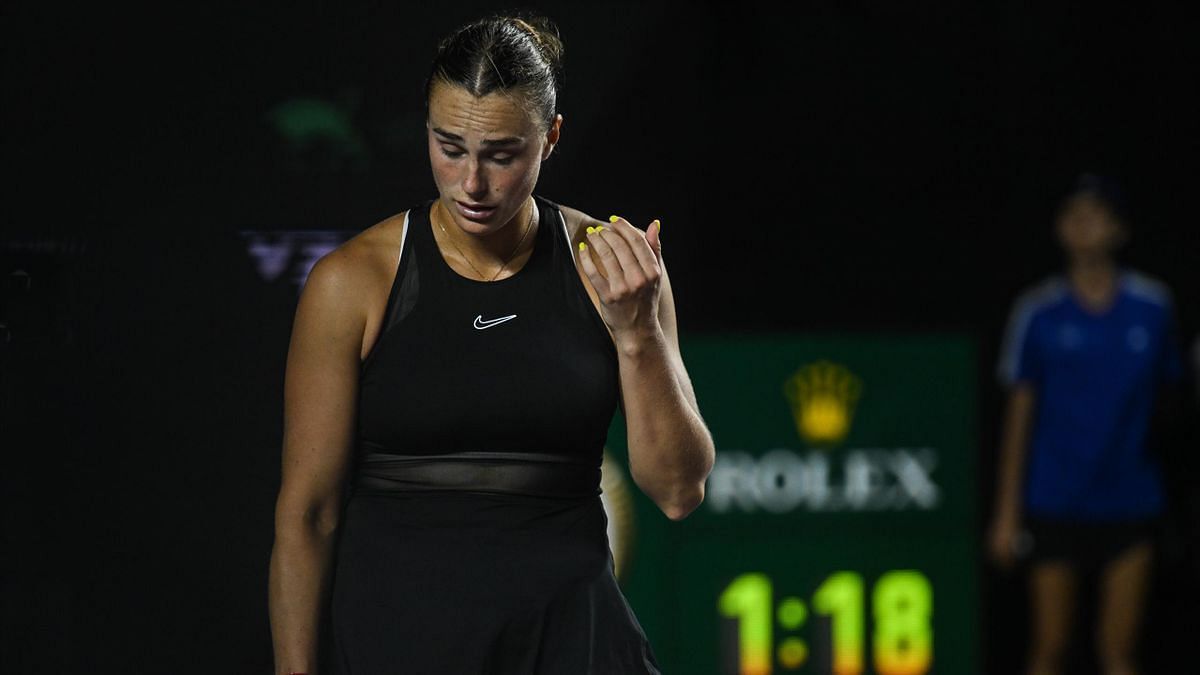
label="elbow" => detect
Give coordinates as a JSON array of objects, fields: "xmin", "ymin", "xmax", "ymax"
[
  {"xmin": 274, "ymin": 493, "xmax": 343, "ymax": 540},
  {"xmin": 648, "ymin": 440, "xmax": 716, "ymax": 521},
  {"xmin": 308, "ymin": 506, "xmax": 342, "ymax": 538},
  {"xmin": 659, "ymin": 481, "xmax": 707, "ymax": 521},
  {"xmin": 632, "ymin": 466, "xmax": 708, "ymax": 521}
]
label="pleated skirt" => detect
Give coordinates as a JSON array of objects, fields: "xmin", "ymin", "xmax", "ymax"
[{"xmin": 326, "ymin": 488, "xmax": 662, "ymax": 674}]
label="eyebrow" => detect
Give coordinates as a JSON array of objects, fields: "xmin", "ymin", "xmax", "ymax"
[{"xmin": 432, "ymin": 127, "xmax": 524, "ymax": 147}]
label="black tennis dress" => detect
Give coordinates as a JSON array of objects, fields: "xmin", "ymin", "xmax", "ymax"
[{"xmin": 326, "ymin": 194, "xmax": 662, "ymax": 674}]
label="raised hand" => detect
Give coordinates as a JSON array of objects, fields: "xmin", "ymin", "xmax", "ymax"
[{"xmin": 578, "ymin": 215, "xmax": 663, "ymax": 345}]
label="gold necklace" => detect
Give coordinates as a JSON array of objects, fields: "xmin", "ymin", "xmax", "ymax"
[{"xmin": 436, "ymin": 199, "xmax": 536, "ymax": 282}]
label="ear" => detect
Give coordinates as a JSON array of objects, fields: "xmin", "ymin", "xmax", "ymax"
[{"xmin": 543, "ymin": 113, "xmax": 563, "ymax": 161}]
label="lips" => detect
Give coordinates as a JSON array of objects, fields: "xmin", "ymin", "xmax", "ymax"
[{"xmin": 456, "ymin": 200, "xmax": 498, "ymax": 221}]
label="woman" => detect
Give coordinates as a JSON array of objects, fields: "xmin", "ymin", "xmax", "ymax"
[
  {"xmin": 988, "ymin": 174, "xmax": 1185, "ymax": 675},
  {"xmin": 267, "ymin": 12, "xmax": 715, "ymax": 675}
]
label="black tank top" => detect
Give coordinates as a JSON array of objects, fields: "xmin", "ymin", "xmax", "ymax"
[{"xmin": 355, "ymin": 195, "xmax": 619, "ymax": 473}]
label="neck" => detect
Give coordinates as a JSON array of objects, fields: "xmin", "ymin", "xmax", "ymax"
[
  {"xmin": 1066, "ymin": 254, "xmax": 1119, "ymax": 309},
  {"xmin": 437, "ymin": 198, "xmax": 536, "ymax": 262}
]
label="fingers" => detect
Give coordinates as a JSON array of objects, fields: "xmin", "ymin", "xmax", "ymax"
[
  {"xmin": 584, "ymin": 222, "xmax": 637, "ymax": 297},
  {"xmin": 646, "ymin": 218, "xmax": 662, "ymax": 261},
  {"xmin": 604, "ymin": 215, "xmax": 661, "ymax": 279},
  {"xmin": 577, "ymin": 239, "xmax": 611, "ymax": 299},
  {"xmin": 586, "ymin": 216, "xmax": 659, "ymax": 296}
]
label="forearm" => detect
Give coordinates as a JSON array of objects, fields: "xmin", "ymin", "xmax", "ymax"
[
  {"xmin": 994, "ymin": 388, "xmax": 1035, "ymax": 521},
  {"xmin": 269, "ymin": 517, "xmax": 340, "ymax": 675},
  {"xmin": 994, "ymin": 435, "xmax": 1027, "ymax": 522},
  {"xmin": 616, "ymin": 327, "xmax": 715, "ymax": 520}
]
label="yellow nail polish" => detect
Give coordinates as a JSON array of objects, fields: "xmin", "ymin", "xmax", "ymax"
[
  {"xmin": 654, "ymin": 219, "xmax": 661, "ymax": 233},
  {"xmin": 596, "ymin": 225, "xmax": 606, "ymax": 232},
  {"xmin": 608, "ymin": 215, "xmax": 619, "ymax": 223},
  {"xmin": 578, "ymin": 241, "xmax": 587, "ymax": 251},
  {"xmin": 586, "ymin": 226, "xmax": 596, "ymax": 234}
]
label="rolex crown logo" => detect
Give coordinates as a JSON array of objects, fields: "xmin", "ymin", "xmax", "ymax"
[{"xmin": 783, "ymin": 360, "xmax": 863, "ymax": 446}]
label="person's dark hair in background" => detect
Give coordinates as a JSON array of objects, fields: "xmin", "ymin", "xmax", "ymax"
[
  {"xmin": 988, "ymin": 173, "xmax": 1187, "ymax": 675},
  {"xmin": 1070, "ymin": 173, "xmax": 1128, "ymax": 209}
]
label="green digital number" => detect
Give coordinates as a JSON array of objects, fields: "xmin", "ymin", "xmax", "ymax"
[
  {"xmin": 872, "ymin": 570, "xmax": 933, "ymax": 675},
  {"xmin": 718, "ymin": 572, "xmax": 773, "ymax": 675},
  {"xmin": 813, "ymin": 571, "xmax": 864, "ymax": 675}
]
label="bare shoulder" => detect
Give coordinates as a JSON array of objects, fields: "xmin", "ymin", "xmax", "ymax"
[
  {"xmin": 297, "ymin": 210, "xmax": 409, "ymax": 336},
  {"xmin": 339, "ymin": 210, "xmax": 410, "ymax": 279},
  {"xmin": 556, "ymin": 203, "xmax": 608, "ymax": 248},
  {"xmin": 320, "ymin": 211, "xmax": 408, "ymax": 293}
]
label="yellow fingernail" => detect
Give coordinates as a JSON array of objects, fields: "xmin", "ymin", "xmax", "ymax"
[
  {"xmin": 578, "ymin": 241, "xmax": 587, "ymax": 251},
  {"xmin": 596, "ymin": 225, "xmax": 606, "ymax": 232},
  {"xmin": 586, "ymin": 226, "xmax": 596, "ymax": 234},
  {"xmin": 608, "ymin": 215, "xmax": 619, "ymax": 223},
  {"xmin": 654, "ymin": 219, "xmax": 661, "ymax": 232}
]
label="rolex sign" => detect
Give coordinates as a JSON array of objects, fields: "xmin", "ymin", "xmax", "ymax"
[{"xmin": 605, "ymin": 334, "xmax": 978, "ymax": 675}]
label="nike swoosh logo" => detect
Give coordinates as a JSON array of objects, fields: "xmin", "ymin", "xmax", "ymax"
[{"xmin": 474, "ymin": 314, "xmax": 518, "ymax": 330}]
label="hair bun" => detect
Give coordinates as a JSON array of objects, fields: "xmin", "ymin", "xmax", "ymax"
[{"xmin": 510, "ymin": 15, "xmax": 564, "ymax": 81}]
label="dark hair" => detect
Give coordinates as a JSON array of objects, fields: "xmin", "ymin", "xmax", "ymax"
[
  {"xmin": 424, "ymin": 12, "xmax": 564, "ymax": 132},
  {"xmin": 1062, "ymin": 172, "xmax": 1130, "ymax": 225}
]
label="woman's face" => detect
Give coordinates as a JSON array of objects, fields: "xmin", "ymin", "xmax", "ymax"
[
  {"xmin": 1055, "ymin": 194, "xmax": 1125, "ymax": 258},
  {"xmin": 427, "ymin": 81, "xmax": 561, "ymax": 235}
]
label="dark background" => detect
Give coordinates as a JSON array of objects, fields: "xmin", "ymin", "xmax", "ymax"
[{"xmin": 3, "ymin": 1, "xmax": 1197, "ymax": 672}]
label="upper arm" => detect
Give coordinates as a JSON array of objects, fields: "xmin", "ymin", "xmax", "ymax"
[
  {"xmin": 997, "ymin": 297, "xmax": 1043, "ymax": 389},
  {"xmin": 277, "ymin": 249, "xmax": 366, "ymax": 531}
]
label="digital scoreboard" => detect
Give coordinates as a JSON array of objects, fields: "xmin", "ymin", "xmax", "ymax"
[{"xmin": 602, "ymin": 334, "xmax": 978, "ymax": 674}]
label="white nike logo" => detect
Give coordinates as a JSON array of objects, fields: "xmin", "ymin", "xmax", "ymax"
[{"xmin": 474, "ymin": 313, "xmax": 518, "ymax": 330}]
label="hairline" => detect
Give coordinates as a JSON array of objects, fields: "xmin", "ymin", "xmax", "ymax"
[{"xmin": 427, "ymin": 77, "xmax": 554, "ymax": 135}]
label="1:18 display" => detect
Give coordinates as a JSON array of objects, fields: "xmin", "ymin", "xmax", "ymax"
[{"xmin": 718, "ymin": 570, "xmax": 933, "ymax": 675}]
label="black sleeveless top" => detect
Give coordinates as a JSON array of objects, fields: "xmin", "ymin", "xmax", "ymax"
[{"xmin": 354, "ymin": 195, "xmax": 619, "ymax": 484}]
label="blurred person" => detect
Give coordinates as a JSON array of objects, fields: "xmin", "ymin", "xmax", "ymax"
[
  {"xmin": 988, "ymin": 174, "xmax": 1186, "ymax": 675},
  {"xmin": 267, "ymin": 12, "xmax": 714, "ymax": 675}
]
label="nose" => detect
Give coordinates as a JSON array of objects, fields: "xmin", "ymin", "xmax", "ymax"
[{"xmin": 463, "ymin": 157, "xmax": 488, "ymax": 197}]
